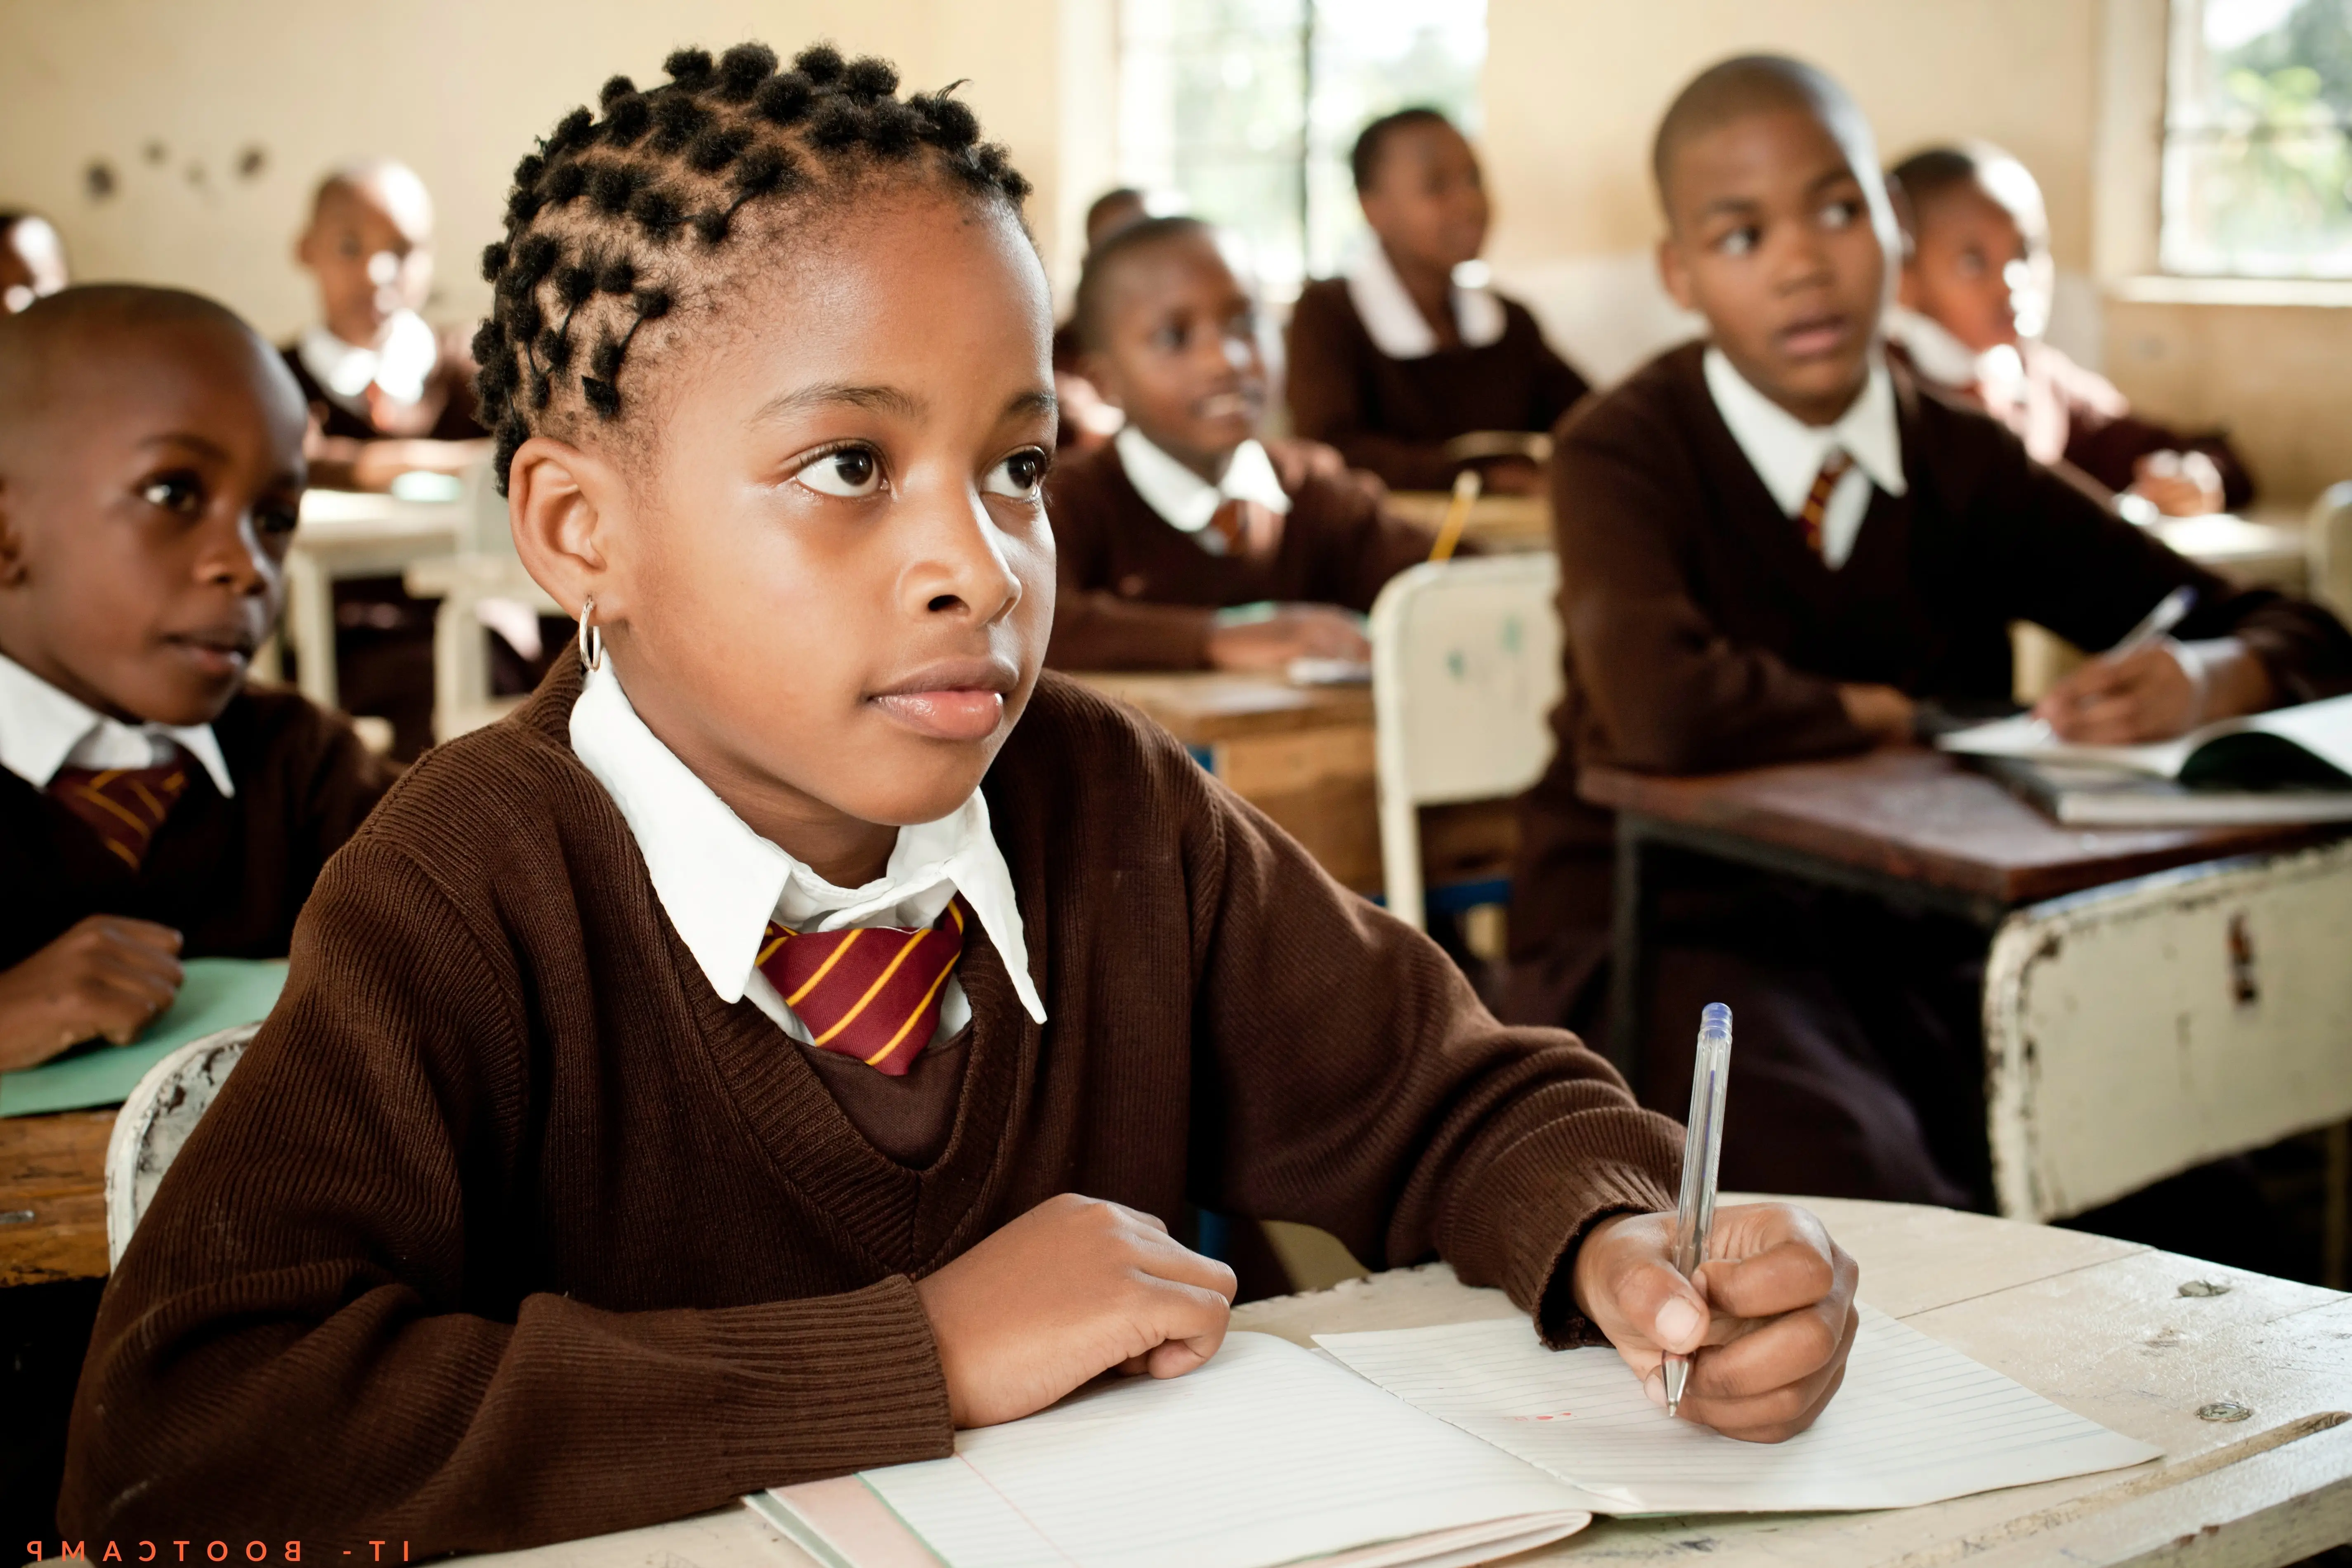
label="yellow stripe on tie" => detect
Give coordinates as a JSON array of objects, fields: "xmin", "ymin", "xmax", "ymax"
[
  {"xmin": 810, "ymin": 929, "xmax": 930, "ymax": 1048},
  {"xmin": 756, "ymin": 930, "xmax": 789, "ymax": 968},
  {"xmin": 785, "ymin": 926, "xmax": 863, "ymax": 1006},
  {"xmin": 74, "ymin": 786, "xmax": 156, "ymax": 836},
  {"xmin": 865, "ymin": 949, "xmax": 960, "ymax": 1067}
]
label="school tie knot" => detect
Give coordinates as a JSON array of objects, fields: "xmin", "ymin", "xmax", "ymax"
[
  {"xmin": 1204, "ymin": 497, "xmax": 1280, "ymax": 559},
  {"xmin": 48, "ymin": 754, "xmax": 191, "ymax": 871},
  {"xmin": 753, "ymin": 897, "xmax": 968, "ymax": 1077},
  {"xmin": 1795, "ymin": 449, "xmax": 1855, "ymax": 556}
]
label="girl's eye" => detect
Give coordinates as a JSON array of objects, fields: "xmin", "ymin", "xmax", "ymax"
[
  {"xmin": 141, "ymin": 474, "xmax": 204, "ymax": 515},
  {"xmin": 1821, "ymin": 199, "xmax": 1861, "ymax": 231},
  {"xmin": 1152, "ymin": 323, "xmax": 1188, "ymax": 352},
  {"xmin": 1716, "ymin": 225, "xmax": 1759, "ymax": 257},
  {"xmin": 983, "ymin": 448, "xmax": 1050, "ymax": 501},
  {"xmin": 795, "ymin": 445, "xmax": 885, "ymax": 499}
]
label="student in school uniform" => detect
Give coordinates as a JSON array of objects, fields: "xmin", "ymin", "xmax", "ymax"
[
  {"xmin": 1889, "ymin": 142, "xmax": 2250, "ymax": 515},
  {"xmin": 1286, "ymin": 107, "xmax": 1590, "ymax": 494},
  {"xmin": 0, "ymin": 285, "xmax": 397, "ymax": 1071},
  {"xmin": 1504, "ymin": 56, "xmax": 2352, "ymax": 1209},
  {"xmin": 1052, "ymin": 186, "xmax": 1158, "ymax": 455},
  {"xmin": 64, "ymin": 46, "xmax": 1860, "ymax": 1551},
  {"xmin": 1048, "ymin": 215, "xmax": 1442, "ymax": 672},
  {"xmin": 0, "ymin": 210, "xmax": 69, "ymax": 315}
]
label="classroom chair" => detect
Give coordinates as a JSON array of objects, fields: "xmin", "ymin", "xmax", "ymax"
[
  {"xmin": 103, "ymin": 1025, "xmax": 259, "ymax": 1267},
  {"xmin": 2309, "ymin": 482, "xmax": 2352, "ymax": 628},
  {"xmin": 1368, "ymin": 554, "xmax": 1562, "ymax": 932},
  {"xmin": 403, "ymin": 457, "xmax": 562, "ymax": 742},
  {"xmin": 1984, "ymin": 835, "xmax": 2352, "ymax": 1275}
]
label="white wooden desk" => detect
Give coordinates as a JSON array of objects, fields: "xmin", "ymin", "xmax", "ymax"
[
  {"xmin": 284, "ymin": 490, "xmax": 462, "ymax": 711},
  {"xmin": 465, "ymin": 1195, "xmax": 2352, "ymax": 1568}
]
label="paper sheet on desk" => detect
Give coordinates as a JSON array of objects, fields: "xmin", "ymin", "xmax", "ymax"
[
  {"xmin": 1316, "ymin": 1305, "xmax": 2159, "ymax": 1514},
  {"xmin": 0, "ymin": 958, "xmax": 286, "ymax": 1117}
]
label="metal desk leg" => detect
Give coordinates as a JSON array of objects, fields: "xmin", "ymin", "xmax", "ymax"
[
  {"xmin": 1605, "ymin": 821, "xmax": 1651, "ymax": 1082},
  {"xmin": 284, "ymin": 547, "xmax": 339, "ymax": 712}
]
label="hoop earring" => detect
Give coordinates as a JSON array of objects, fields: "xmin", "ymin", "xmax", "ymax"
[{"xmin": 577, "ymin": 595, "xmax": 605, "ymax": 673}]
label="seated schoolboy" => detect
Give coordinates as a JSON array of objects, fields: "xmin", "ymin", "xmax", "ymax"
[
  {"xmin": 66, "ymin": 47, "xmax": 1859, "ymax": 1551},
  {"xmin": 0, "ymin": 286, "xmax": 397, "ymax": 1073},
  {"xmin": 1, "ymin": 210, "xmax": 69, "ymax": 315},
  {"xmin": 1891, "ymin": 142, "xmax": 2248, "ymax": 515},
  {"xmin": 1505, "ymin": 56, "xmax": 2352, "ymax": 1208},
  {"xmin": 287, "ymin": 160, "xmax": 489, "ymax": 491},
  {"xmin": 1048, "ymin": 215, "xmax": 1441, "ymax": 671},
  {"xmin": 1051, "ymin": 186, "xmax": 1157, "ymax": 454},
  {"xmin": 1287, "ymin": 107, "xmax": 1590, "ymax": 494}
]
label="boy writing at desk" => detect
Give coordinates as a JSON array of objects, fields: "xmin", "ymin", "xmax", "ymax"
[
  {"xmin": 1047, "ymin": 215, "xmax": 1441, "ymax": 672},
  {"xmin": 1507, "ymin": 56, "xmax": 2352, "ymax": 1207},
  {"xmin": 0, "ymin": 286, "xmax": 396, "ymax": 1072},
  {"xmin": 68, "ymin": 45, "xmax": 1857, "ymax": 1552}
]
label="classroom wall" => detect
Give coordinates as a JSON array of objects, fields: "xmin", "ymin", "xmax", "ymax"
[{"xmin": 0, "ymin": 0, "xmax": 1077, "ymax": 342}]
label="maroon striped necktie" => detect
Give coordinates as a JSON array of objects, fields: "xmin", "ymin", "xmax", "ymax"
[
  {"xmin": 753, "ymin": 898, "xmax": 968, "ymax": 1076},
  {"xmin": 1795, "ymin": 450, "xmax": 1855, "ymax": 555},
  {"xmin": 50, "ymin": 756, "xmax": 190, "ymax": 870}
]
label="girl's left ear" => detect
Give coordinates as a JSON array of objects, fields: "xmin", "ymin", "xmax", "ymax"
[{"xmin": 507, "ymin": 434, "xmax": 622, "ymax": 626}]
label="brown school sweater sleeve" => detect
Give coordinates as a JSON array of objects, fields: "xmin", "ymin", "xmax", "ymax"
[
  {"xmin": 64, "ymin": 833, "xmax": 952, "ymax": 1552},
  {"xmin": 1286, "ymin": 280, "xmax": 1462, "ymax": 492},
  {"xmin": 1046, "ymin": 448, "xmax": 1219, "ymax": 670},
  {"xmin": 1549, "ymin": 396, "xmax": 1870, "ymax": 775}
]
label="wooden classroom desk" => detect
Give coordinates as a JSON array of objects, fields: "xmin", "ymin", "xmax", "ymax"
[
  {"xmin": 1068, "ymin": 670, "xmax": 1516, "ymax": 898},
  {"xmin": 466, "ymin": 1193, "xmax": 2352, "ymax": 1568},
  {"xmin": 283, "ymin": 488, "xmax": 463, "ymax": 713},
  {"xmin": 1580, "ymin": 747, "xmax": 2335, "ymax": 1072},
  {"xmin": 0, "ymin": 1108, "xmax": 111, "ymax": 1286},
  {"xmin": 1385, "ymin": 488, "xmax": 1553, "ymax": 553}
]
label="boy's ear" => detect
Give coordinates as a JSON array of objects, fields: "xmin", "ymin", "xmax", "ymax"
[
  {"xmin": 1655, "ymin": 236, "xmax": 1697, "ymax": 314},
  {"xmin": 508, "ymin": 435, "xmax": 623, "ymax": 627},
  {"xmin": 1080, "ymin": 351, "xmax": 1126, "ymax": 414}
]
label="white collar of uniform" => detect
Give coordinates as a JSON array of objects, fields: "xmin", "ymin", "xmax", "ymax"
[
  {"xmin": 569, "ymin": 658, "xmax": 1045, "ymax": 1024},
  {"xmin": 0, "ymin": 649, "xmax": 235, "ymax": 796},
  {"xmin": 1341, "ymin": 240, "xmax": 1507, "ymax": 359},
  {"xmin": 1701, "ymin": 344, "xmax": 1908, "ymax": 515},
  {"xmin": 1882, "ymin": 305, "xmax": 1984, "ymax": 388},
  {"xmin": 296, "ymin": 309, "xmax": 438, "ymax": 410},
  {"xmin": 1115, "ymin": 426, "xmax": 1294, "ymax": 537}
]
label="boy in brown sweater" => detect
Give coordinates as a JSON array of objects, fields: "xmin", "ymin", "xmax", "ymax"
[
  {"xmin": 1287, "ymin": 108, "xmax": 1590, "ymax": 493},
  {"xmin": 0, "ymin": 286, "xmax": 396, "ymax": 1072},
  {"xmin": 1890, "ymin": 142, "xmax": 2249, "ymax": 514},
  {"xmin": 1048, "ymin": 215, "xmax": 1440, "ymax": 671},
  {"xmin": 66, "ymin": 45, "xmax": 1859, "ymax": 1554},
  {"xmin": 1507, "ymin": 56, "xmax": 2352, "ymax": 1206}
]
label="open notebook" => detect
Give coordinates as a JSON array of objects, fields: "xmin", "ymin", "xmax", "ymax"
[{"xmin": 753, "ymin": 1309, "xmax": 2156, "ymax": 1568}]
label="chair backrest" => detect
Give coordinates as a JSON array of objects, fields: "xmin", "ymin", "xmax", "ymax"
[
  {"xmin": 1369, "ymin": 555, "xmax": 1564, "ymax": 928},
  {"xmin": 104, "ymin": 1024, "xmax": 258, "ymax": 1267},
  {"xmin": 454, "ymin": 453, "xmax": 522, "ymax": 560},
  {"xmin": 1983, "ymin": 835, "xmax": 2352, "ymax": 1222},
  {"xmin": 2308, "ymin": 482, "xmax": 2352, "ymax": 626}
]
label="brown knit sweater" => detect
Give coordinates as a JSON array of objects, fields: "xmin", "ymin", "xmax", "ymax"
[
  {"xmin": 1285, "ymin": 278, "xmax": 1591, "ymax": 491},
  {"xmin": 64, "ymin": 660, "xmax": 1679, "ymax": 1553},
  {"xmin": 1508, "ymin": 341, "xmax": 2352, "ymax": 977},
  {"xmin": 1045, "ymin": 439, "xmax": 1443, "ymax": 670}
]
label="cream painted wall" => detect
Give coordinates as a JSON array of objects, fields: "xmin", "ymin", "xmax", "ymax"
[{"xmin": 0, "ymin": 0, "xmax": 1073, "ymax": 342}]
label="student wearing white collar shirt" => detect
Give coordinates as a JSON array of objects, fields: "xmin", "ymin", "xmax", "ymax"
[
  {"xmin": 1286, "ymin": 108, "xmax": 1591, "ymax": 494},
  {"xmin": 1045, "ymin": 217, "xmax": 1448, "ymax": 672},
  {"xmin": 283, "ymin": 160, "xmax": 490, "ymax": 494}
]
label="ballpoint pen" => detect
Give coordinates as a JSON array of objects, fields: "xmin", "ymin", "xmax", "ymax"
[
  {"xmin": 2110, "ymin": 584, "xmax": 2196, "ymax": 659},
  {"xmin": 1663, "ymin": 1002, "xmax": 1732, "ymax": 1418}
]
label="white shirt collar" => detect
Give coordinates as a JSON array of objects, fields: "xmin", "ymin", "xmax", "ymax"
[
  {"xmin": 1115, "ymin": 427, "xmax": 1293, "ymax": 553},
  {"xmin": 1702, "ymin": 345, "xmax": 1909, "ymax": 514},
  {"xmin": 296, "ymin": 309, "xmax": 439, "ymax": 413},
  {"xmin": 0, "ymin": 650, "xmax": 235, "ymax": 797},
  {"xmin": 1883, "ymin": 305, "xmax": 1984, "ymax": 388},
  {"xmin": 568, "ymin": 659, "xmax": 1046, "ymax": 1025},
  {"xmin": 1341, "ymin": 241, "xmax": 1507, "ymax": 359}
]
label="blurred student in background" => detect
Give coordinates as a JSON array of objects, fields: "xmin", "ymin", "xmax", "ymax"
[{"xmin": 1, "ymin": 211, "xmax": 69, "ymax": 315}]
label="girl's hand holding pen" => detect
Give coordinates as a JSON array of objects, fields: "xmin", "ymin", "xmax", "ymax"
[{"xmin": 1571, "ymin": 1203, "xmax": 1861, "ymax": 1443}]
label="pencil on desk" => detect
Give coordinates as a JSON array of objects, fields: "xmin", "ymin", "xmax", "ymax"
[{"xmin": 1429, "ymin": 468, "xmax": 1482, "ymax": 563}]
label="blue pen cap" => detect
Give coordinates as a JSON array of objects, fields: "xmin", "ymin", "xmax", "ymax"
[{"xmin": 1700, "ymin": 1002, "xmax": 1731, "ymax": 1044}]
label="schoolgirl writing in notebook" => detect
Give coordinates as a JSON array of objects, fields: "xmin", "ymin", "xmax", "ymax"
[{"xmin": 66, "ymin": 44, "xmax": 1858, "ymax": 1552}]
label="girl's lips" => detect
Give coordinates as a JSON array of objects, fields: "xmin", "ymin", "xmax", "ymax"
[
  {"xmin": 1778, "ymin": 316, "xmax": 1850, "ymax": 360},
  {"xmin": 871, "ymin": 688, "xmax": 1007, "ymax": 742}
]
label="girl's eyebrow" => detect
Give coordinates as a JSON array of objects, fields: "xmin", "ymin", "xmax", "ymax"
[
  {"xmin": 754, "ymin": 381, "xmax": 927, "ymax": 422},
  {"xmin": 1004, "ymin": 388, "xmax": 1058, "ymax": 421}
]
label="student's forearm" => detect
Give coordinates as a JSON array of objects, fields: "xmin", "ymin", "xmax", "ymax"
[
  {"xmin": 64, "ymin": 1276, "xmax": 952, "ymax": 1552},
  {"xmin": 1042, "ymin": 593, "xmax": 1216, "ymax": 671}
]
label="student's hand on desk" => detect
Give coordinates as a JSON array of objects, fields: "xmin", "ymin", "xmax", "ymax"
[
  {"xmin": 2130, "ymin": 450, "xmax": 2224, "ymax": 519},
  {"xmin": 1207, "ymin": 606, "xmax": 1371, "ymax": 673},
  {"xmin": 1836, "ymin": 682, "xmax": 1916, "ymax": 746},
  {"xmin": 2035, "ymin": 637, "xmax": 2272, "ymax": 744},
  {"xmin": 915, "ymin": 1193, "xmax": 1238, "ymax": 1429},
  {"xmin": 345, "ymin": 436, "xmax": 494, "ymax": 491},
  {"xmin": 0, "ymin": 916, "xmax": 184, "ymax": 1072},
  {"xmin": 1572, "ymin": 1202, "xmax": 1859, "ymax": 1443}
]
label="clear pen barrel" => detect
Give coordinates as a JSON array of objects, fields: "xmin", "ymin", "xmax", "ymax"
[{"xmin": 1672, "ymin": 1003, "xmax": 1733, "ymax": 1279}]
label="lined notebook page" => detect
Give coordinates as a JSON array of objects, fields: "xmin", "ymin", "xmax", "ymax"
[
  {"xmin": 846, "ymin": 1333, "xmax": 1592, "ymax": 1568},
  {"xmin": 1316, "ymin": 1306, "xmax": 2159, "ymax": 1514}
]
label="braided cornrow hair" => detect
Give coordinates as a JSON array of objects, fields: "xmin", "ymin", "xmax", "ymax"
[{"xmin": 473, "ymin": 41, "xmax": 1033, "ymax": 492}]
